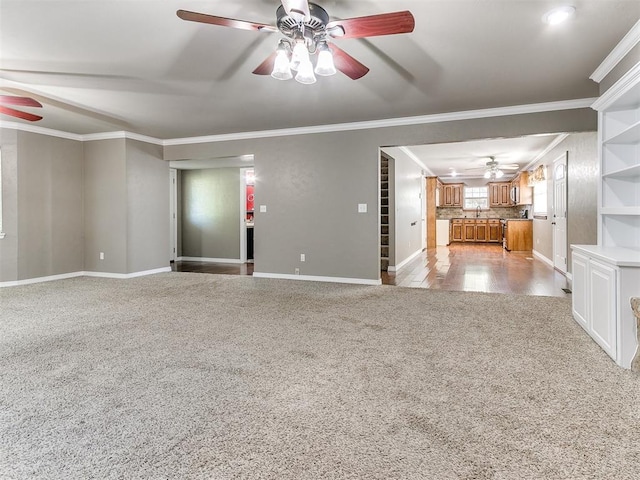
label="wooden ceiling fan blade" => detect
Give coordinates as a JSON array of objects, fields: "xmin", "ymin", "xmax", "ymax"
[
  {"xmin": 0, "ymin": 95, "xmax": 42, "ymax": 108},
  {"xmin": 0, "ymin": 105, "xmax": 43, "ymax": 122},
  {"xmin": 329, "ymin": 44, "xmax": 369, "ymax": 80},
  {"xmin": 176, "ymin": 10, "xmax": 277, "ymax": 33},
  {"xmin": 252, "ymin": 51, "xmax": 278, "ymax": 75},
  {"xmin": 327, "ymin": 11, "xmax": 415, "ymax": 39}
]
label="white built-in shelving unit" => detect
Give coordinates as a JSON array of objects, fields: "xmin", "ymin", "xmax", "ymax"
[{"xmin": 571, "ymin": 59, "xmax": 640, "ymax": 369}]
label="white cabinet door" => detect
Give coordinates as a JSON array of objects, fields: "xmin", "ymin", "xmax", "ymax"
[
  {"xmin": 571, "ymin": 252, "xmax": 589, "ymax": 329},
  {"xmin": 589, "ymin": 260, "xmax": 617, "ymax": 359}
]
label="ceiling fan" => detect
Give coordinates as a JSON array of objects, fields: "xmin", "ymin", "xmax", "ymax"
[
  {"xmin": 464, "ymin": 157, "xmax": 520, "ymax": 179},
  {"xmin": 0, "ymin": 95, "xmax": 43, "ymax": 122},
  {"xmin": 177, "ymin": 1, "xmax": 415, "ymax": 84}
]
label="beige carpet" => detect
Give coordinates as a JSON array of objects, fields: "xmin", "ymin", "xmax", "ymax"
[{"xmin": 1, "ymin": 273, "xmax": 639, "ymax": 479}]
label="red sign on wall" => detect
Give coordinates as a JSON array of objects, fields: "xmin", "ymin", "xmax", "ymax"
[{"xmin": 246, "ymin": 185, "xmax": 254, "ymax": 213}]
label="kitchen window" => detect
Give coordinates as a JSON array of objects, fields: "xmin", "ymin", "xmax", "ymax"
[
  {"xmin": 533, "ymin": 179, "xmax": 548, "ymax": 219},
  {"xmin": 464, "ymin": 186, "xmax": 488, "ymax": 209}
]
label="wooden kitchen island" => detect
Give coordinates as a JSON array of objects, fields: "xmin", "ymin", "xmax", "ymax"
[{"xmin": 503, "ymin": 219, "xmax": 533, "ymax": 251}]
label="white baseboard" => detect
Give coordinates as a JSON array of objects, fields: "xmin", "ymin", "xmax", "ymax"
[
  {"xmin": 0, "ymin": 271, "xmax": 85, "ymax": 287},
  {"xmin": 532, "ymin": 250, "xmax": 554, "ymax": 267},
  {"xmin": 388, "ymin": 248, "xmax": 423, "ymax": 273},
  {"xmin": 253, "ymin": 272, "xmax": 382, "ymax": 286},
  {"xmin": 0, "ymin": 266, "xmax": 172, "ymax": 288},
  {"xmin": 84, "ymin": 266, "xmax": 172, "ymax": 279},
  {"xmin": 178, "ymin": 256, "xmax": 243, "ymax": 264}
]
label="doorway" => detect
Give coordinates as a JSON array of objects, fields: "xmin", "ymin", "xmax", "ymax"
[{"xmin": 552, "ymin": 152, "xmax": 568, "ymax": 274}]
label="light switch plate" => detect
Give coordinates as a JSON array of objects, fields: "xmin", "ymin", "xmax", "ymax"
[
  {"xmin": 358, "ymin": 203, "xmax": 367, "ymax": 213},
  {"xmin": 259, "ymin": 205, "xmax": 267, "ymax": 213}
]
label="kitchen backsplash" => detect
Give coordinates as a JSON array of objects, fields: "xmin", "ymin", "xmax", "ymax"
[{"xmin": 436, "ymin": 206, "xmax": 531, "ymax": 219}]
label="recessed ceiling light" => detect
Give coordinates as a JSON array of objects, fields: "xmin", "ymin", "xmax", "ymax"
[{"xmin": 543, "ymin": 5, "xmax": 576, "ymax": 25}]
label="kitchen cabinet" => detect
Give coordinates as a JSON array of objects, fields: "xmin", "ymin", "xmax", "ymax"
[
  {"xmin": 510, "ymin": 172, "xmax": 532, "ymax": 205},
  {"xmin": 463, "ymin": 219, "xmax": 488, "ymax": 242},
  {"xmin": 488, "ymin": 219, "xmax": 502, "ymax": 242},
  {"xmin": 450, "ymin": 218, "xmax": 501, "ymax": 243},
  {"xmin": 450, "ymin": 219, "xmax": 463, "ymax": 242},
  {"xmin": 442, "ymin": 183, "xmax": 463, "ymax": 207},
  {"xmin": 503, "ymin": 219, "xmax": 532, "ymax": 251},
  {"xmin": 571, "ymin": 246, "xmax": 640, "ymax": 368},
  {"xmin": 489, "ymin": 182, "xmax": 511, "ymax": 207}
]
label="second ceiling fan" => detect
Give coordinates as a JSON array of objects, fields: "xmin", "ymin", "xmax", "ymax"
[{"xmin": 177, "ymin": 0, "xmax": 415, "ymax": 84}]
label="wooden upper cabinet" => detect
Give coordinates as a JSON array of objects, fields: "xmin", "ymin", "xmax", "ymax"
[
  {"xmin": 511, "ymin": 172, "xmax": 532, "ymax": 205},
  {"xmin": 442, "ymin": 183, "xmax": 464, "ymax": 207},
  {"xmin": 489, "ymin": 182, "xmax": 511, "ymax": 207}
]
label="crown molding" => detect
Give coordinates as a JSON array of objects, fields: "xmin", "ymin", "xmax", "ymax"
[
  {"xmin": 2, "ymin": 98, "xmax": 596, "ymax": 146},
  {"xmin": 522, "ymin": 133, "xmax": 570, "ymax": 171},
  {"xmin": 163, "ymin": 98, "xmax": 596, "ymax": 146},
  {"xmin": 82, "ymin": 131, "xmax": 164, "ymax": 145},
  {"xmin": 591, "ymin": 61, "xmax": 640, "ymax": 111},
  {"xmin": 0, "ymin": 121, "xmax": 83, "ymax": 141},
  {"xmin": 590, "ymin": 19, "xmax": 640, "ymax": 83}
]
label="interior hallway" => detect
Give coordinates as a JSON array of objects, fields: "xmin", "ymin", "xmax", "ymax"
[{"xmin": 172, "ymin": 243, "xmax": 571, "ymax": 298}]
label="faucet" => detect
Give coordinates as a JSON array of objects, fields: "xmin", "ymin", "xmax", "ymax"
[{"xmin": 476, "ymin": 206, "xmax": 481, "ymax": 218}]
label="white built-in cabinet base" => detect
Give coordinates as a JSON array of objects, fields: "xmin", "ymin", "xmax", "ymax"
[{"xmin": 571, "ymin": 245, "xmax": 640, "ymax": 368}]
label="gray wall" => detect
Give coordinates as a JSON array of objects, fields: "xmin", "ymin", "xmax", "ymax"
[
  {"xmin": 181, "ymin": 168, "xmax": 240, "ymax": 260},
  {"xmin": 0, "ymin": 129, "xmax": 18, "ymax": 282},
  {"xmin": 84, "ymin": 139, "xmax": 128, "ymax": 273},
  {"xmin": 17, "ymin": 131, "xmax": 84, "ymax": 280},
  {"xmin": 529, "ymin": 132, "xmax": 598, "ymax": 268},
  {"xmin": 165, "ymin": 109, "xmax": 596, "ymax": 281},
  {"xmin": 126, "ymin": 139, "xmax": 169, "ymax": 272}
]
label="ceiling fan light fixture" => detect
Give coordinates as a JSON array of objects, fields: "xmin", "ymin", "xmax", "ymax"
[
  {"xmin": 289, "ymin": 41, "xmax": 307, "ymax": 71},
  {"xmin": 295, "ymin": 56, "xmax": 317, "ymax": 84},
  {"xmin": 271, "ymin": 44, "xmax": 293, "ymax": 80},
  {"xmin": 314, "ymin": 43, "xmax": 336, "ymax": 76},
  {"xmin": 495, "ymin": 169, "xmax": 504, "ymax": 179}
]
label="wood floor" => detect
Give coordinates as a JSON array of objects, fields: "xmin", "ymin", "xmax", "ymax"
[
  {"xmin": 171, "ymin": 244, "xmax": 570, "ymax": 297},
  {"xmin": 382, "ymin": 243, "xmax": 570, "ymax": 297}
]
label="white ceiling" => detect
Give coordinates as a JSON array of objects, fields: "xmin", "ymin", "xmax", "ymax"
[{"xmin": 1, "ymin": 1, "xmax": 638, "ymax": 140}]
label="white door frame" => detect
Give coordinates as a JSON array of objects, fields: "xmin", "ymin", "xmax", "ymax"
[
  {"xmin": 552, "ymin": 152, "xmax": 568, "ymax": 274},
  {"xmin": 169, "ymin": 168, "xmax": 177, "ymax": 262}
]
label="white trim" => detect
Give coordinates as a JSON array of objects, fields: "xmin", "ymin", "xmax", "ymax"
[
  {"xmin": 253, "ymin": 271, "xmax": 382, "ymax": 286},
  {"xmin": 163, "ymin": 99, "xmax": 596, "ymax": 145},
  {"xmin": 565, "ymin": 272, "xmax": 573, "ymax": 282},
  {"xmin": 0, "ymin": 267, "xmax": 172, "ymax": 287},
  {"xmin": 177, "ymin": 256, "xmax": 243, "ymax": 264},
  {"xmin": 0, "ymin": 271, "xmax": 85, "ymax": 287},
  {"xmin": 0, "ymin": 121, "xmax": 83, "ymax": 141},
  {"xmin": 522, "ymin": 133, "xmax": 569, "ymax": 171},
  {"xmin": 532, "ymin": 249, "xmax": 554, "ymax": 267},
  {"xmin": 1, "ymin": 98, "xmax": 596, "ymax": 146},
  {"xmin": 591, "ymin": 61, "xmax": 640, "ymax": 111},
  {"xmin": 590, "ymin": 20, "xmax": 640, "ymax": 83},
  {"xmin": 82, "ymin": 131, "xmax": 164, "ymax": 145},
  {"xmin": 398, "ymin": 146, "xmax": 432, "ymax": 174},
  {"xmin": 387, "ymin": 248, "xmax": 422, "ymax": 273},
  {"xmin": 84, "ymin": 266, "xmax": 171, "ymax": 279}
]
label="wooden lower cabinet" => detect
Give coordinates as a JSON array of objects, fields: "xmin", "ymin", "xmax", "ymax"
[
  {"xmin": 451, "ymin": 219, "xmax": 463, "ymax": 241},
  {"xmin": 450, "ymin": 218, "xmax": 498, "ymax": 243},
  {"xmin": 488, "ymin": 219, "xmax": 501, "ymax": 242}
]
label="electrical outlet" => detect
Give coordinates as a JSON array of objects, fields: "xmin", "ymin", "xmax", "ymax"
[
  {"xmin": 259, "ymin": 205, "xmax": 267, "ymax": 213},
  {"xmin": 300, "ymin": 253, "xmax": 305, "ymax": 262},
  {"xmin": 99, "ymin": 252, "xmax": 105, "ymax": 260},
  {"xmin": 358, "ymin": 203, "xmax": 367, "ymax": 213},
  {"xmin": 294, "ymin": 268, "xmax": 300, "ymax": 275}
]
